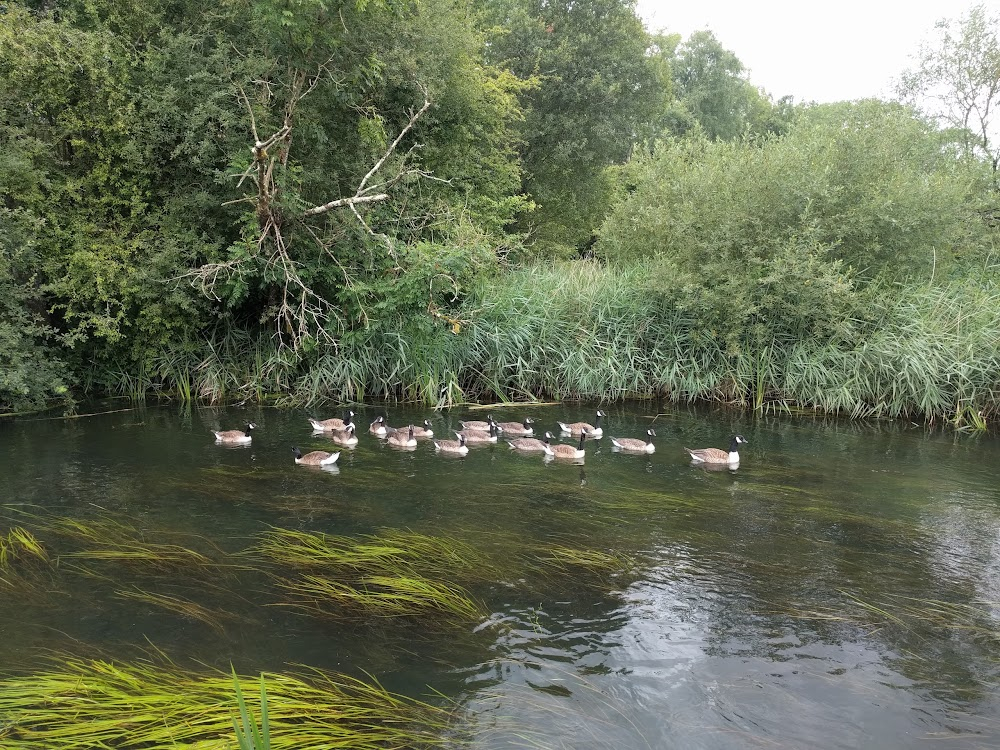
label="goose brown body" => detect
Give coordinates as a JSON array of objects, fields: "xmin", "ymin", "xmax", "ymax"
[
  {"xmin": 507, "ymin": 432, "xmax": 550, "ymax": 452},
  {"xmin": 610, "ymin": 429, "xmax": 656, "ymax": 454},
  {"xmin": 557, "ymin": 410, "xmax": 606, "ymax": 438},
  {"xmin": 331, "ymin": 423, "xmax": 359, "ymax": 447},
  {"xmin": 387, "ymin": 419, "xmax": 434, "ymax": 438},
  {"xmin": 685, "ymin": 435, "xmax": 747, "ymax": 465},
  {"xmin": 292, "ymin": 446, "xmax": 340, "ymax": 466},
  {"xmin": 544, "ymin": 430, "xmax": 588, "ymax": 459},
  {"xmin": 495, "ymin": 418, "xmax": 535, "ymax": 436},
  {"xmin": 458, "ymin": 415, "xmax": 495, "ymax": 431},
  {"xmin": 309, "ymin": 411, "xmax": 354, "ymax": 432},
  {"xmin": 387, "ymin": 425, "xmax": 417, "ymax": 448},
  {"xmin": 457, "ymin": 423, "xmax": 499, "ymax": 443},
  {"xmin": 434, "ymin": 433, "xmax": 469, "ymax": 455},
  {"xmin": 213, "ymin": 423, "xmax": 255, "ymax": 444}
]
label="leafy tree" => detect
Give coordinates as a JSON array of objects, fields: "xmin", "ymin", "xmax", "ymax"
[
  {"xmin": 656, "ymin": 29, "xmax": 792, "ymax": 142},
  {"xmin": 899, "ymin": 3, "xmax": 1000, "ymax": 181},
  {"xmin": 2, "ymin": 0, "xmax": 528, "ymax": 396},
  {"xmin": 0, "ymin": 209, "xmax": 71, "ymax": 413},
  {"xmin": 478, "ymin": 0, "xmax": 665, "ymax": 252},
  {"xmin": 669, "ymin": 30, "xmax": 752, "ymax": 141},
  {"xmin": 182, "ymin": 0, "xmax": 528, "ymax": 350},
  {"xmin": 596, "ymin": 99, "xmax": 993, "ymax": 351}
]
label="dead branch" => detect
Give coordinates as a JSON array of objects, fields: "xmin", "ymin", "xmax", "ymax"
[
  {"xmin": 187, "ymin": 72, "xmax": 434, "ymax": 351},
  {"xmin": 302, "ymin": 87, "xmax": 432, "ymax": 218}
]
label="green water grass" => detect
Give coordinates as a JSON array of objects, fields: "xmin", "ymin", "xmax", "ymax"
[{"xmin": 0, "ymin": 659, "xmax": 457, "ymax": 749}]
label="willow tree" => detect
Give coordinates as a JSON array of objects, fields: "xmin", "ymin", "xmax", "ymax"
[{"xmin": 899, "ymin": 3, "xmax": 1000, "ymax": 182}]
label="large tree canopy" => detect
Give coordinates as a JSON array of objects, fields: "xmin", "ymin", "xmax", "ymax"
[{"xmin": 477, "ymin": 0, "xmax": 665, "ymax": 251}]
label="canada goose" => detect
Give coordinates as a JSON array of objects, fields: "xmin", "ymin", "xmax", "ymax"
[
  {"xmin": 387, "ymin": 419, "xmax": 434, "ymax": 438},
  {"xmin": 495, "ymin": 417, "xmax": 535, "ymax": 436},
  {"xmin": 457, "ymin": 422, "xmax": 499, "ymax": 444},
  {"xmin": 507, "ymin": 431, "xmax": 551, "ymax": 452},
  {"xmin": 558, "ymin": 410, "xmax": 607, "ymax": 438},
  {"xmin": 213, "ymin": 423, "xmax": 256, "ymax": 444},
  {"xmin": 309, "ymin": 410, "xmax": 354, "ymax": 432},
  {"xmin": 544, "ymin": 430, "xmax": 588, "ymax": 460},
  {"xmin": 387, "ymin": 425, "xmax": 417, "ymax": 448},
  {"xmin": 610, "ymin": 429, "xmax": 656, "ymax": 454},
  {"xmin": 331, "ymin": 423, "xmax": 359, "ymax": 447},
  {"xmin": 292, "ymin": 446, "xmax": 340, "ymax": 466},
  {"xmin": 685, "ymin": 435, "xmax": 747, "ymax": 465},
  {"xmin": 369, "ymin": 416, "xmax": 388, "ymax": 436},
  {"xmin": 434, "ymin": 433, "xmax": 469, "ymax": 455},
  {"xmin": 458, "ymin": 414, "xmax": 496, "ymax": 431}
]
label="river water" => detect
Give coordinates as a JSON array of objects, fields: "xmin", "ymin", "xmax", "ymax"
[{"xmin": 1, "ymin": 402, "xmax": 999, "ymax": 749}]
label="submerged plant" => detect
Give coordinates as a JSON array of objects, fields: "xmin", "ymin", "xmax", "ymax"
[
  {"xmin": 250, "ymin": 528, "xmax": 491, "ymax": 624},
  {"xmin": 46, "ymin": 518, "xmax": 220, "ymax": 573},
  {"xmin": 0, "ymin": 527, "xmax": 47, "ymax": 569},
  {"xmin": 0, "ymin": 526, "xmax": 50, "ymax": 587},
  {"xmin": 115, "ymin": 586, "xmax": 231, "ymax": 634},
  {"xmin": 0, "ymin": 658, "xmax": 457, "ymax": 749}
]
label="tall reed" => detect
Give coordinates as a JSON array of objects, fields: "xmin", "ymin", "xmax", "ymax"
[{"xmin": 118, "ymin": 262, "xmax": 1000, "ymax": 428}]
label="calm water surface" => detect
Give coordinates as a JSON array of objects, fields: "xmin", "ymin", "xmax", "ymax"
[{"xmin": 2, "ymin": 402, "xmax": 999, "ymax": 749}]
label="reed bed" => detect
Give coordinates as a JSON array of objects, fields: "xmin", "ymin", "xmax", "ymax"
[
  {"xmin": 127, "ymin": 261, "xmax": 1000, "ymax": 428},
  {"xmin": 0, "ymin": 658, "xmax": 457, "ymax": 749}
]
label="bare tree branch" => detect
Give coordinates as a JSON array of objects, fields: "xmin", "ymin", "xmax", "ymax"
[
  {"xmin": 302, "ymin": 87, "xmax": 433, "ymax": 218},
  {"xmin": 188, "ymin": 70, "xmax": 435, "ymax": 351}
]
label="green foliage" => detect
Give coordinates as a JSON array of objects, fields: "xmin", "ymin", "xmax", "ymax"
[
  {"xmin": 232, "ymin": 669, "xmax": 271, "ymax": 750},
  {"xmin": 598, "ymin": 100, "xmax": 993, "ymax": 280},
  {"xmin": 669, "ymin": 30, "xmax": 753, "ymax": 141},
  {"xmin": 0, "ymin": 209, "xmax": 72, "ymax": 413},
  {"xmin": 3, "ymin": 0, "xmax": 999, "ymax": 429},
  {"xmin": 479, "ymin": 0, "xmax": 665, "ymax": 250}
]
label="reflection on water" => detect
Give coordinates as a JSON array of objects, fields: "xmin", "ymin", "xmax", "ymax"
[{"xmin": 1, "ymin": 402, "xmax": 1000, "ymax": 748}]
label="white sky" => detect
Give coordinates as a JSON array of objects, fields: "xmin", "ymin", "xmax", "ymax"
[{"xmin": 635, "ymin": 0, "xmax": 1000, "ymax": 103}]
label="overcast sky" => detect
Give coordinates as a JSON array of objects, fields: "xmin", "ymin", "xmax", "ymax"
[{"xmin": 634, "ymin": 1, "xmax": 999, "ymax": 103}]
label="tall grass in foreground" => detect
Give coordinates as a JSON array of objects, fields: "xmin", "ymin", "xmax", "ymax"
[
  {"xmin": 0, "ymin": 659, "xmax": 456, "ymax": 749},
  {"xmin": 118, "ymin": 262, "xmax": 1000, "ymax": 428}
]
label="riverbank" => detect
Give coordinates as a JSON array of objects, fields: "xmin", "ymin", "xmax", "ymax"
[{"xmin": 75, "ymin": 262, "xmax": 999, "ymax": 431}]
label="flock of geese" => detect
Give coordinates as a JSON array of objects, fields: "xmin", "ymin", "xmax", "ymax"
[{"xmin": 213, "ymin": 410, "xmax": 749, "ymax": 469}]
